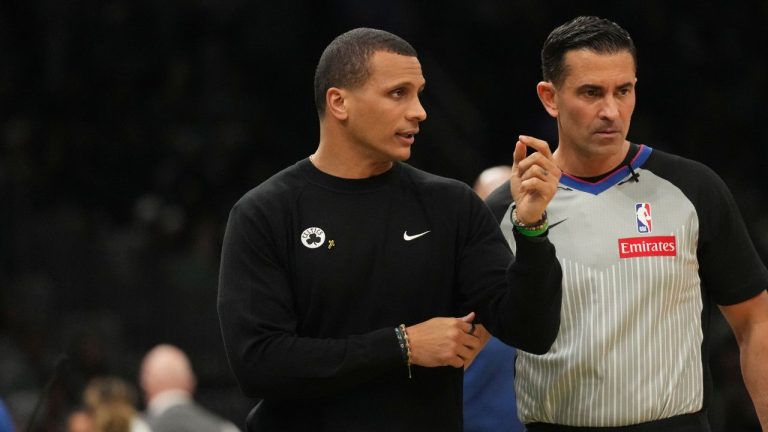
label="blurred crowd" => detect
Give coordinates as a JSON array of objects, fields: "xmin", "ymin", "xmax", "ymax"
[
  {"xmin": 1, "ymin": 1, "xmax": 766, "ymax": 431},
  {"xmin": 0, "ymin": 344, "xmax": 239, "ymax": 432}
]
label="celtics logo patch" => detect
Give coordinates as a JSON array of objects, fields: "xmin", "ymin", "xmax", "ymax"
[{"xmin": 300, "ymin": 227, "xmax": 326, "ymax": 249}]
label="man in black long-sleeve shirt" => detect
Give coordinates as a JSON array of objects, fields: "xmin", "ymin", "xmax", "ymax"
[{"xmin": 217, "ymin": 28, "xmax": 562, "ymax": 431}]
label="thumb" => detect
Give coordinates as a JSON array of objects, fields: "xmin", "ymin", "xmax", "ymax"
[{"xmin": 460, "ymin": 311, "xmax": 476, "ymax": 323}]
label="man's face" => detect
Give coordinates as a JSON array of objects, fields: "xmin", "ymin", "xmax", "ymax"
[
  {"xmin": 342, "ymin": 51, "xmax": 427, "ymax": 162},
  {"xmin": 551, "ymin": 49, "xmax": 636, "ymax": 159}
]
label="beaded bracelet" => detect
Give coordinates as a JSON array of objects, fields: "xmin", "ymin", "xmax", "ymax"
[
  {"xmin": 394, "ymin": 326, "xmax": 408, "ymax": 362},
  {"xmin": 511, "ymin": 208, "xmax": 549, "ymax": 237},
  {"xmin": 394, "ymin": 324, "xmax": 413, "ymax": 378}
]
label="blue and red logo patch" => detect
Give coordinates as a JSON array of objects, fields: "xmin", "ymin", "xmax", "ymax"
[{"xmin": 635, "ymin": 202, "xmax": 652, "ymax": 233}]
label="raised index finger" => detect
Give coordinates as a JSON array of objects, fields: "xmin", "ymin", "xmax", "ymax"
[
  {"xmin": 512, "ymin": 140, "xmax": 527, "ymax": 168},
  {"xmin": 519, "ymin": 135, "xmax": 554, "ymax": 159}
]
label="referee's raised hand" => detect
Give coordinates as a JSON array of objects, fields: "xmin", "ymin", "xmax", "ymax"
[{"xmin": 510, "ymin": 135, "xmax": 561, "ymax": 225}]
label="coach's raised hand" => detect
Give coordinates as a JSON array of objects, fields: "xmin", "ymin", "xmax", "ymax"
[{"xmin": 510, "ymin": 135, "xmax": 561, "ymax": 224}]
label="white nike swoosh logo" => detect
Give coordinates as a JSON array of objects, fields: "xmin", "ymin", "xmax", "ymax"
[{"xmin": 403, "ymin": 230, "xmax": 430, "ymax": 241}]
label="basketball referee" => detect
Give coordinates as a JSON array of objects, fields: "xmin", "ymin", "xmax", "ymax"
[{"xmin": 487, "ymin": 16, "xmax": 768, "ymax": 431}]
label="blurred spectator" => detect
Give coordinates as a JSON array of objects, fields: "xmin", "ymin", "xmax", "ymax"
[
  {"xmin": 472, "ymin": 165, "xmax": 511, "ymax": 200},
  {"xmin": 140, "ymin": 344, "xmax": 238, "ymax": 432},
  {"xmin": 65, "ymin": 408, "xmax": 92, "ymax": 432},
  {"xmin": 83, "ymin": 377, "xmax": 149, "ymax": 432}
]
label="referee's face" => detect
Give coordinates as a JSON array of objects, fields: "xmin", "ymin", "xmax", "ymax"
[
  {"xmin": 551, "ymin": 49, "xmax": 637, "ymax": 163},
  {"xmin": 342, "ymin": 51, "xmax": 427, "ymax": 164}
]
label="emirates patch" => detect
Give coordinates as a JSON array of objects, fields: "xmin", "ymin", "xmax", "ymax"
[{"xmin": 618, "ymin": 236, "xmax": 677, "ymax": 258}]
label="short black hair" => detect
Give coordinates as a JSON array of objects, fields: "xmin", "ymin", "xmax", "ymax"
[
  {"xmin": 313, "ymin": 28, "xmax": 417, "ymax": 117},
  {"xmin": 541, "ymin": 16, "xmax": 637, "ymax": 87}
]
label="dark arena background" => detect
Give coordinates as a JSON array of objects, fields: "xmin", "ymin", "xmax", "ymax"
[{"xmin": 1, "ymin": 1, "xmax": 767, "ymax": 430}]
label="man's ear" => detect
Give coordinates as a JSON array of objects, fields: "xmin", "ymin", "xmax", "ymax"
[
  {"xmin": 536, "ymin": 81, "xmax": 558, "ymax": 118},
  {"xmin": 326, "ymin": 87, "xmax": 348, "ymax": 121}
]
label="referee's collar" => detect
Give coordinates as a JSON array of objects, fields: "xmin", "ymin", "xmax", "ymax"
[{"xmin": 559, "ymin": 144, "xmax": 652, "ymax": 195}]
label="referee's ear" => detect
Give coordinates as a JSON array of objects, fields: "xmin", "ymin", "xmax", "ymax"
[{"xmin": 536, "ymin": 81, "xmax": 558, "ymax": 119}]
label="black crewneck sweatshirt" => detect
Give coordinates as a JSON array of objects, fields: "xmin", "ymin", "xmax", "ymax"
[{"xmin": 218, "ymin": 159, "xmax": 562, "ymax": 431}]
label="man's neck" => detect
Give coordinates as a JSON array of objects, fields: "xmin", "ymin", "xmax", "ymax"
[
  {"xmin": 553, "ymin": 140, "xmax": 630, "ymax": 177},
  {"xmin": 312, "ymin": 132, "xmax": 394, "ymax": 179}
]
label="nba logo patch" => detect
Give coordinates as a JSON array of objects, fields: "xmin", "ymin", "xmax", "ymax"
[{"xmin": 635, "ymin": 203, "xmax": 652, "ymax": 233}]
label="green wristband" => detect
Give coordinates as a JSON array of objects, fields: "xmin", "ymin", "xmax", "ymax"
[
  {"xmin": 511, "ymin": 208, "xmax": 548, "ymax": 237},
  {"xmin": 515, "ymin": 222, "xmax": 549, "ymax": 237}
]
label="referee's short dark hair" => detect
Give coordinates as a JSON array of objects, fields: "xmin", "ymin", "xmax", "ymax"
[
  {"xmin": 542, "ymin": 16, "xmax": 637, "ymax": 87},
  {"xmin": 314, "ymin": 28, "xmax": 417, "ymax": 117}
]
